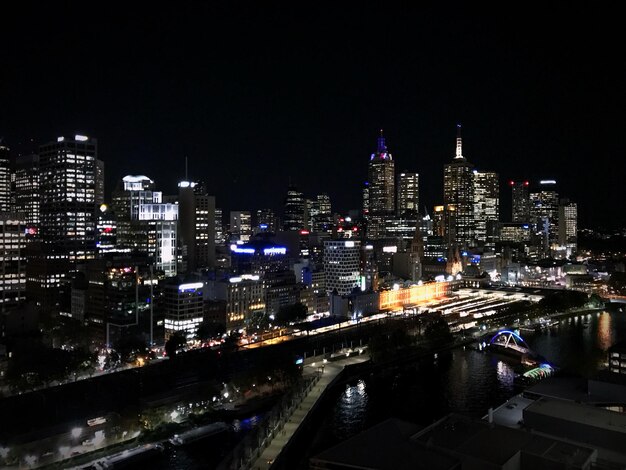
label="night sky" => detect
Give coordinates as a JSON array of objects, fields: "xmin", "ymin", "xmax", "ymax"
[{"xmin": 2, "ymin": 4, "xmax": 625, "ymax": 228}]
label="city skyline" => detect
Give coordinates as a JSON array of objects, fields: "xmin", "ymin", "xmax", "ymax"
[{"xmin": 1, "ymin": 4, "xmax": 624, "ymax": 228}]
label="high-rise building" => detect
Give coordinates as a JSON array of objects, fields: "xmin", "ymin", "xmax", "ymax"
[
  {"xmin": 397, "ymin": 172, "xmax": 419, "ymax": 217},
  {"xmin": 0, "ymin": 213, "xmax": 26, "ymax": 312},
  {"xmin": 310, "ymin": 194, "xmax": 332, "ymax": 232},
  {"xmin": 473, "ymin": 170, "xmax": 499, "ymax": 245},
  {"xmin": 432, "ymin": 204, "xmax": 456, "ymax": 246},
  {"xmin": 13, "ymin": 154, "xmax": 40, "ymax": 240},
  {"xmin": 510, "ymin": 180, "xmax": 530, "ymax": 222},
  {"xmin": 96, "ymin": 204, "xmax": 118, "ymax": 255},
  {"xmin": 283, "ymin": 184, "xmax": 305, "ymax": 231},
  {"xmin": 95, "ymin": 158, "xmax": 105, "ymax": 206},
  {"xmin": 230, "ymin": 211, "xmax": 252, "ymax": 241},
  {"xmin": 112, "ymin": 175, "xmax": 178, "ymax": 276},
  {"xmin": 323, "ymin": 240, "xmax": 361, "ymax": 295},
  {"xmin": 443, "ymin": 125, "xmax": 474, "ymax": 248},
  {"xmin": 366, "ymin": 131, "xmax": 395, "ymax": 239},
  {"xmin": 256, "ymin": 208, "xmax": 278, "ymax": 233},
  {"xmin": 39, "ymin": 135, "xmax": 101, "ymax": 264},
  {"xmin": 215, "ymin": 208, "xmax": 224, "ymax": 245},
  {"xmin": 0, "ymin": 146, "xmax": 11, "ymax": 213},
  {"xmin": 530, "ymin": 180, "xmax": 559, "ymax": 249},
  {"xmin": 178, "ymin": 181, "xmax": 215, "ymax": 272},
  {"xmin": 558, "ymin": 199, "xmax": 577, "ymax": 251},
  {"xmin": 163, "ymin": 280, "xmax": 205, "ymax": 340}
]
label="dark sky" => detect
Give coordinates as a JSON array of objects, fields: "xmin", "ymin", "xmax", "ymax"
[{"xmin": 2, "ymin": 3, "xmax": 625, "ymax": 228}]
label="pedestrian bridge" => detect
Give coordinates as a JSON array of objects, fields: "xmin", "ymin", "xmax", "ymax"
[{"xmin": 488, "ymin": 330, "xmax": 531, "ymax": 355}]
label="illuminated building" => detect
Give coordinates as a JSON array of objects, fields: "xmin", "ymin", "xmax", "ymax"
[
  {"xmin": 0, "ymin": 213, "xmax": 26, "ymax": 311},
  {"xmin": 397, "ymin": 172, "xmax": 419, "ymax": 217},
  {"xmin": 178, "ymin": 180, "xmax": 215, "ymax": 271},
  {"xmin": 378, "ymin": 281, "xmax": 451, "ymax": 311},
  {"xmin": 209, "ymin": 275, "xmax": 265, "ymax": 332},
  {"xmin": 96, "ymin": 204, "xmax": 118, "ymax": 254},
  {"xmin": 433, "ymin": 204, "xmax": 456, "ymax": 246},
  {"xmin": 558, "ymin": 199, "xmax": 577, "ymax": 252},
  {"xmin": 264, "ymin": 270, "xmax": 300, "ymax": 317},
  {"xmin": 13, "ymin": 154, "xmax": 40, "ymax": 240},
  {"xmin": 256, "ymin": 208, "xmax": 278, "ymax": 233},
  {"xmin": 323, "ymin": 240, "xmax": 361, "ymax": 295},
  {"xmin": 163, "ymin": 280, "xmax": 205, "ymax": 339},
  {"xmin": 500, "ymin": 222, "xmax": 531, "ymax": 243},
  {"xmin": 0, "ymin": 146, "xmax": 10, "ymax": 212},
  {"xmin": 366, "ymin": 130, "xmax": 395, "ymax": 239},
  {"xmin": 39, "ymin": 135, "xmax": 101, "ymax": 263},
  {"xmin": 95, "ymin": 158, "xmax": 105, "ymax": 206},
  {"xmin": 310, "ymin": 193, "xmax": 332, "ymax": 232},
  {"xmin": 443, "ymin": 124, "xmax": 474, "ymax": 247},
  {"xmin": 283, "ymin": 184, "xmax": 305, "ymax": 231},
  {"xmin": 510, "ymin": 180, "xmax": 530, "ymax": 222},
  {"xmin": 229, "ymin": 211, "xmax": 252, "ymax": 241},
  {"xmin": 112, "ymin": 175, "xmax": 178, "ymax": 276},
  {"xmin": 229, "ymin": 240, "xmax": 289, "ymax": 274},
  {"xmin": 473, "ymin": 170, "xmax": 499, "ymax": 246},
  {"xmin": 530, "ymin": 180, "xmax": 559, "ymax": 250},
  {"xmin": 215, "ymin": 207, "xmax": 224, "ymax": 245}
]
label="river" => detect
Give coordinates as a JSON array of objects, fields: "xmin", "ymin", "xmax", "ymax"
[{"xmin": 151, "ymin": 309, "xmax": 626, "ymax": 469}]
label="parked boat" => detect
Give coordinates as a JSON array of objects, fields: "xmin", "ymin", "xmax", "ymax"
[
  {"xmin": 94, "ymin": 443, "xmax": 164, "ymax": 469},
  {"xmin": 169, "ymin": 421, "xmax": 230, "ymax": 446}
]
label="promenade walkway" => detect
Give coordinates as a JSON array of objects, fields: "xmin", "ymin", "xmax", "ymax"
[{"xmin": 249, "ymin": 352, "xmax": 370, "ymax": 470}]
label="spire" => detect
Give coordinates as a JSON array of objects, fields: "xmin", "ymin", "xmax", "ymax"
[
  {"xmin": 377, "ymin": 129, "xmax": 387, "ymax": 153},
  {"xmin": 455, "ymin": 123, "xmax": 464, "ymax": 160}
]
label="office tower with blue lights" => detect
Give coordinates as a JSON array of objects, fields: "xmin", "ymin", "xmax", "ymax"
[
  {"xmin": 443, "ymin": 124, "xmax": 474, "ymax": 248},
  {"xmin": 256, "ymin": 208, "xmax": 278, "ymax": 233},
  {"xmin": 366, "ymin": 130, "xmax": 395, "ymax": 239}
]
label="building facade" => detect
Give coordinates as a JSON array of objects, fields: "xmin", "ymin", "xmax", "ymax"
[
  {"xmin": 323, "ymin": 240, "xmax": 361, "ymax": 295},
  {"xmin": 366, "ymin": 131, "xmax": 395, "ymax": 239}
]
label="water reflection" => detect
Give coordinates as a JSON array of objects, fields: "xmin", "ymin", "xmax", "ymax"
[{"xmin": 596, "ymin": 311, "xmax": 613, "ymax": 351}]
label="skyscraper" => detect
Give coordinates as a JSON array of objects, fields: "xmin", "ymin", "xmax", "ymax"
[
  {"xmin": 558, "ymin": 199, "xmax": 577, "ymax": 251},
  {"xmin": 178, "ymin": 180, "xmax": 215, "ymax": 272},
  {"xmin": 256, "ymin": 208, "xmax": 278, "ymax": 233},
  {"xmin": 0, "ymin": 145, "xmax": 11, "ymax": 213},
  {"xmin": 473, "ymin": 170, "xmax": 499, "ymax": 245},
  {"xmin": 39, "ymin": 135, "xmax": 101, "ymax": 263},
  {"xmin": 530, "ymin": 180, "xmax": 559, "ymax": 250},
  {"xmin": 397, "ymin": 172, "xmax": 419, "ymax": 217},
  {"xmin": 443, "ymin": 125, "xmax": 474, "ymax": 247},
  {"xmin": 283, "ymin": 184, "xmax": 305, "ymax": 231},
  {"xmin": 510, "ymin": 180, "xmax": 530, "ymax": 222},
  {"xmin": 13, "ymin": 154, "xmax": 40, "ymax": 239},
  {"xmin": 230, "ymin": 211, "xmax": 252, "ymax": 241},
  {"xmin": 310, "ymin": 193, "xmax": 332, "ymax": 232},
  {"xmin": 0, "ymin": 213, "xmax": 26, "ymax": 312},
  {"xmin": 366, "ymin": 130, "xmax": 395, "ymax": 239}
]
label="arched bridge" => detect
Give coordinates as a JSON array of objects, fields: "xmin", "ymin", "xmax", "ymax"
[{"xmin": 488, "ymin": 330, "xmax": 531, "ymax": 355}]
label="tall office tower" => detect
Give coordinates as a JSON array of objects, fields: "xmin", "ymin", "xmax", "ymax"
[
  {"xmin": 432, "ymin": 204, "xmax": 456, "ymax": 246},
  {"xmin": 96, "ymin": 204, "xmax": 117, "ymax": 254},
  {"xmin": 39, "ymin": 135, "xmax": 101, "ymax": 264},
  {"xmin": 256, "ymin": 208, "xmax": 278, "ymax": 233},
  {"xmin": 0, "ymin": 213, "xmax": 26, "ymax": 312},
  {"xmin": 362, "ymin": 182, "xmax": 370, "ymax": 217},
  {"xmin": 13, "ymin": 154, "xmax": 40, "ymax": 239},
  {"xmin": 530, "ymin": 179, "xmax": 559, "ymax": 248},
  {"xmin": 473, "ymin": 171, "xmax": 499, "ymax": 245},
  {"xmin": 510, "ymin": 180, "xmax": 530, "ymax": 222},
  {"xmin": 230, "ymin": 211, "xmax": 252, "ymax": 241},
  {"xmin": 311, "ymin": 193, "xmax": 332, "ymax": 232},
  {"xmin": 367, "ymin": 130, "xmax": 395, "ymax": 239},
  {"xmin": 111, "ymin": 175, "xmax": 178, "ymax": 276},
  {"xmin": 215, "ymin": 208, "xmax": 224, "ymax": 245},
  {"xmin": 163, "ymin": 280, "xmax": 205, "ymax": 340},
  {"xmin": 0, "ymin": 146, "xmax": 10, "ymax": 212},
  {"xmin": 443, "ymin": 124, "xmax": 474, "ymax": 248},
  {"xmin": 397, "ymin": 172, "xmax": 419, "ymax": 217},
  {"xmin": 95, "ymin": 158, "xmax": 105, "ymax": 206},
  {"xmin": 323, "ymin": 240, "xmax": 361, "ymax": 295},
  {"xmin": 558, "ymin": 199, "xmax": 577, "ymax": 251},
  {"xmin": 178, "ymin": 180, "xmax": 215, "ymax": 272},
  {"xmin": 283, "ymin": 184, "xmax": 305, "ymax": 231}
]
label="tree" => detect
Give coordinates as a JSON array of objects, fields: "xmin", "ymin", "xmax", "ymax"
[
  {"xmin": 114, "ymin": 336, "xmax": 148, "ymax": 363},
  {"xmin": 164, "ymin": 331, "xmax": 187, "ymax": 358},
  {"xmin": 196, "ymin": 321, "xmax": 226, "ymax": 342},
  {"xmin": 275, "ymin": 303, "xmax": 308, "ymax": 325}
]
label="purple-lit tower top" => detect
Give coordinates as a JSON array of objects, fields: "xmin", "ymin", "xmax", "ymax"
[{"xmin": 371, "ymin": 129, "xmax": 392, "ymax": 161}]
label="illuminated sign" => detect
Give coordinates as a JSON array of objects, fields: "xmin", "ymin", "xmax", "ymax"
[
  {"xmin": 75, "ymin": 135, "xmax": 89, "ymax": 141},
  {"xmin": 229, "ymin": 274, "xmax": 260, "ymax": 283},
  {"xmin": 259, "ymin": 223, "xmax": 268, "ymax": 229},
  {"xmin": 382, "ymin": 246, "xmax": 397, "ymax": 253},
  {"xmin": 345, "ymin": 241, "xmax": 355, "ymax": 248},
  {"xmin": 179, "ymin": 282, "xmax": 204, "ymax": 291},
  {"xmin": 365, "ymin": 244, "xmax": 373, "ymax": 250},
  {"xmin": 263, "ymin": 247, "xmax": 286, "ymax": 255},
  {"xmin": 232, "ymin": 247, "xmax": 255, "ymax": 254},
  {"xmin": 57, "ymin": 136, "xmax": 64, "ymax": 142},
  {"xmin": 539, "ymin": 180, "xmax": 556, "ymax": 185},
  {"xmin": 300, "ymin": 230, "xmax": 310, "ymax": 235},
  {"xmin": 87, "ymin": 417, "xmax": 107, "ymax": 427}
]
